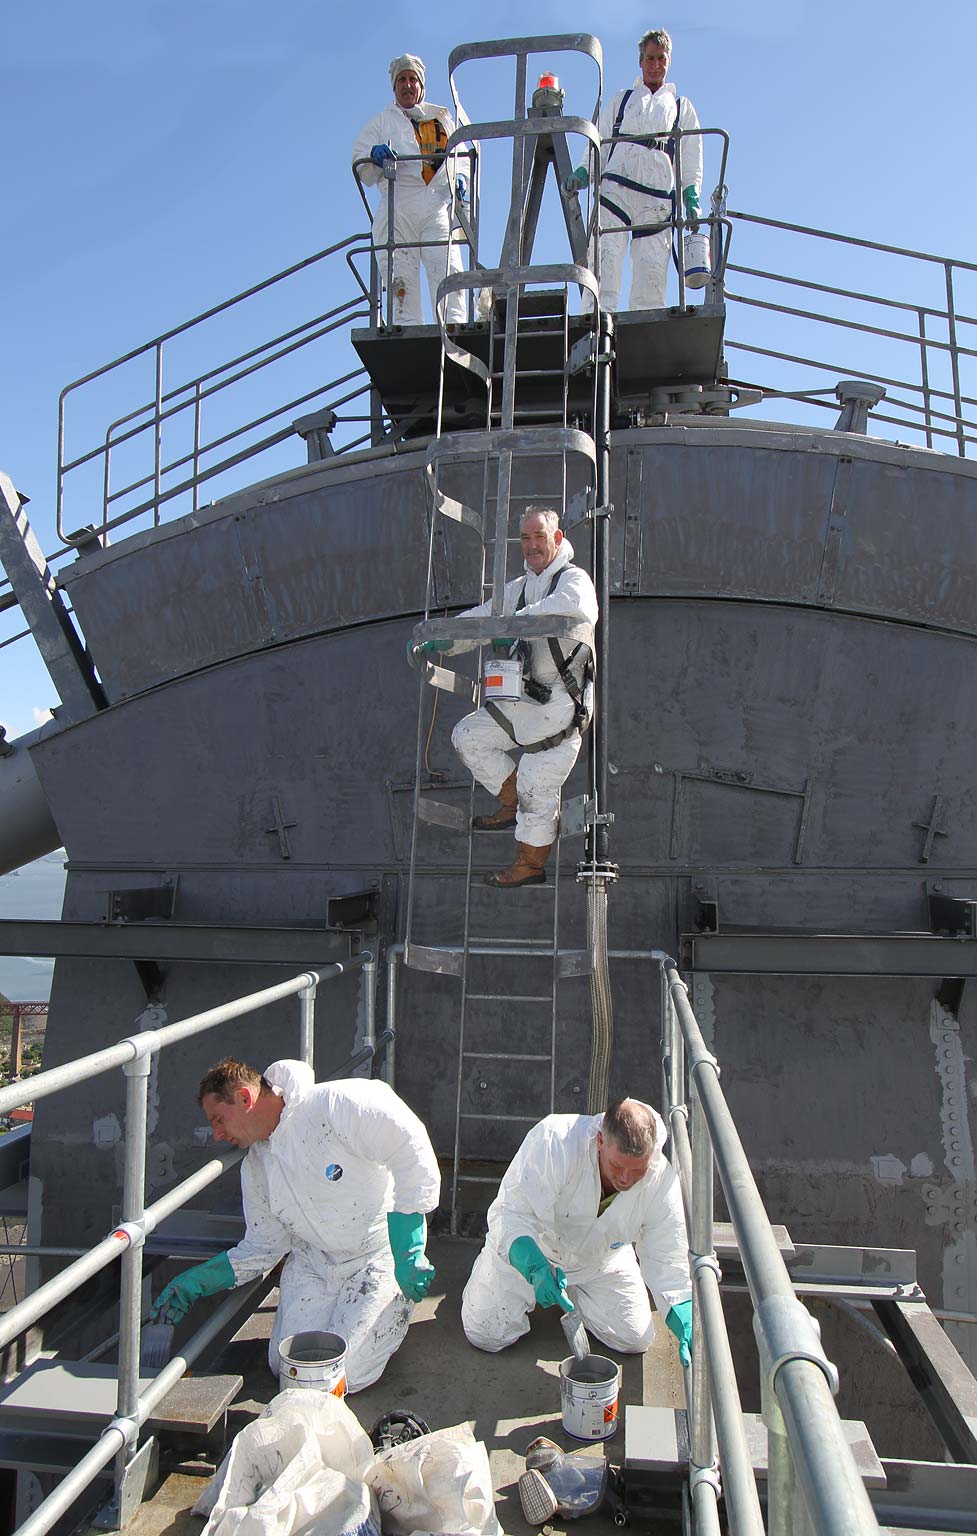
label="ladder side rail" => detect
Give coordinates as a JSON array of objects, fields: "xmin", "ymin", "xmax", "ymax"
[{"xmin": 663, "ymin": 961, "xmax": 880, "ymax": 1536}]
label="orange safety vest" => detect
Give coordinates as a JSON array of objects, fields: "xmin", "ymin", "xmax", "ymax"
[{"xmin": 412, "ymin": 117, "xmax": 448, "ymax": 185}]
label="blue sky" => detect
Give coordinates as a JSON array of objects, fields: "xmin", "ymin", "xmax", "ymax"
[{"xmin": 2, "ymin": 1, "xmax": 976, "ymax": 961}]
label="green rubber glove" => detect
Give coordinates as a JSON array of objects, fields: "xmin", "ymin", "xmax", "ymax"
[
  {"xmin": 387, "ymin": 1211, "xmax": 436, "ymax": 1301},
  {"xmin": 563, "ymin": 165, "xmax": 589, "ymax": 195},
  {"xmin": 151, "ymin": 1251, "xmax": 235, "ymax": 1324},
  {"xmin": 666, "ymin": 1300, "xmax": 693, "ymax": 1366},
  {"xmin": 407, "ymin": 637, "xmax": 452, "ymax": 660},
  {"xmin": 683, "ymin": 186, "xmax": 700, "ymax": 223},
  {"xmin": 508, "ymin": 1235, "xmax": 574, "ymax": 1312},
  {"xmin": 491, "ymin": 639, "xmax": 516, "ymax": 651}
]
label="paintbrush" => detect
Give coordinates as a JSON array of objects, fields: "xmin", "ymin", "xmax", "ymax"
[{"xmin": 140, "ymin": 1319, "xmax": 174, "ymax": 1371}]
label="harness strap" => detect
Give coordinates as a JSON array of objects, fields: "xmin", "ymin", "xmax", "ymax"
[
  {"xmin": 484, "ymin": 700, "xmax": 579, "ymax": 754},
  {"xmin": 411, "ymin": 117, "xmax": 449, "ymax": 185},
  {"xmin": 604, "ymin": 171, "xmax": 674, "ymax": 201}
]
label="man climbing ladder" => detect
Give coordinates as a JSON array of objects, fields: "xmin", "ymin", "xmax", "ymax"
[{"xmin": 415, "ymin": 506, "xmax": 598, "ymax": 887}]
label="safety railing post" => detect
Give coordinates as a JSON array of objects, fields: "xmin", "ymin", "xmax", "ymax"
[
  {"xmin": 113, "ymin": 1044, "xmax": 152, "ymax": 1514},
  {"xmin": 153, "ymin": 342, "xmax": 164, "ymax": 523},
  {"xmin": 298, "ymin": 972, "xmax": 319, "ymax": 1068},
  {"xmin": 944, "ymin": 261, "xmax": 966, "ymax": 457},
  {"xmin": 674, "ymin": 131, "xmax": 687, "ymax": 310},
  {"xmin": 385, "ymin": 946, "xmax": 400, "ymax": 1087},
  {"xmin": 360, "ymin": 953, "xmax": 377, "ymax": 1068},
  {"xmin": 917, "ymin": 309, "xmax": 933, "ymax": 449},
  {"xmin": 192, "ymin": 382, "xmax": 203, "ymax": 514},
  {"xmin": 689, "ymin": 1084, "xmax": 718, "ymax": 1505}
]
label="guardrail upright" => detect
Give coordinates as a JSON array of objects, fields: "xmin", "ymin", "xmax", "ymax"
[{"xmin": 663, "ymin": 960, "xmax": 880, "ymax": 1535}]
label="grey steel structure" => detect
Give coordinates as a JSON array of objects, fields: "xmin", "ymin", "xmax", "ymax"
[{"xmin": 2, "ymin": 28, "xmax": 977, "ymax": 1529}]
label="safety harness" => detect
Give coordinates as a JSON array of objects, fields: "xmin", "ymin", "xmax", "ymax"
[
  {"xmin": 484, "ymin": 568, "xmax": 594, "ymax": 754},
  {"xmin": 601, "ymin": 90, "xmax": 680, "ymax": 239},
  {"xmin": 410, "ymin": 116, "xmax": 449, "ymax": 185}
]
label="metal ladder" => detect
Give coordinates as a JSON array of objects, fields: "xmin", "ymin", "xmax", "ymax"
[{"xmin": 403, "ymin": 35, "xmax": 615, "ymax": 1233}]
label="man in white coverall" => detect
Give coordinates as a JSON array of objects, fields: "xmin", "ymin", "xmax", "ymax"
[
  {"xmin": 417, "ymin": 507, "xmax": 597, "ymax": 888},
  {"xmin": 352, "ymin": 53, "xmax": 467, "ymax": 327},
  {"xmin": 151, "ymin": 1058, "xmax": 441, "ymax": 1392},
  {"xmin": 461, "ymin": 1099, "xmax": 693, "ymax": 1363},
  {"xmin": 571, "ymin": 28, "xmax": 702, "ymax": 312}
]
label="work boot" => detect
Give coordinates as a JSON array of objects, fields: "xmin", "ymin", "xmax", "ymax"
[
  {"xmin": 484, "ymin": 840, "xmax": 551, "ymax": 887},
  {"xmin": 473, "ymin": 771, "xmax": 517, "ymax": 832}
]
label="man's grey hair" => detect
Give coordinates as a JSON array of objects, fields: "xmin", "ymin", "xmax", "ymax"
[
  {"xmin": 638, "ymin": 28, "xmax": 672, "ymax": 59},
  {"xmin": 603, "ymin": 1099, "xmax": 657, "ymax": 1156},
  {"xmin": 520, "ymin": 505, "xmax": 561, "ymax": 533}
]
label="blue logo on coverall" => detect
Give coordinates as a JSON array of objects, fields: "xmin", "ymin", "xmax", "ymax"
[{"xmin": 324, "ymin": 1163, "xmax": 344, "ymax": 1181}]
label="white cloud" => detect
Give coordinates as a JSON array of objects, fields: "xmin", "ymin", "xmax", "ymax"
[{"xmin": 32, "ymin": 706, "xmax": 53, "ymax": 726}]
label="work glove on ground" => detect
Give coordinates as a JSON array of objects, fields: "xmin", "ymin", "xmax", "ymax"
[
  {"xmin": 666, "ymin": 1299, "xmax": 693, "ymax": 1366},
  {"xmin": 508, "ymin": 1235, "xmax": 574, "ymax": 1312},
  {"xmin": 370, "ymin": 144, "xmax": 396, "ymax": 168},
  {"xmin": 387, "ymin": 1211, "xmax": 436, "ymax": 1301},
  {"xmin": 151, "ymin": 1251, "xmax": 235, "ymax": 1325},
  {"xmin": 682, "ymin": 185, "xmax": 700, "ymax": 227}
]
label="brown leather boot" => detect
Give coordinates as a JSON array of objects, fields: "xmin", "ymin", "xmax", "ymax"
[
  {"xmin": 484, "ymin": 840, "xmax": 552, "ymax": 887},
  {"xmin": 473, "ymin": 771, "xmax": 518, "ymax": 832}
]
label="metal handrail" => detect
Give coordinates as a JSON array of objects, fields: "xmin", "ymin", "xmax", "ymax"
[
  {"xmin": 725, "ymin": 209, "xmax": 976, "ymax": 455},
  {"xmin": 4, "ymin": 951, "xmax": 380, "ymax": 1536},
  {"xmin": 352, "ymin": 146, "xmax": 479, "ymax": 330},
  {"xmin": 659, "ymin": 957, "xmax": 880, "ymax": 1534},
  {"xmin": 56, "ymin": 233, "xmax": 375, "ymax": 544}
]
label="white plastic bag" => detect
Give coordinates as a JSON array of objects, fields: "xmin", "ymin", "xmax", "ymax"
[
  {"xmin": 365, "ymin": 1422, "xmax": 501, "ymax": 1536},
  {"xmin": 194, "ymin": 1388, "xmax": 378, "ymax": 1536}
]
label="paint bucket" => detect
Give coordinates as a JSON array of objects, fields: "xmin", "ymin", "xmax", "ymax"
[
  {"xmin": 683, "ymin": 229, "xmax": 711, "ymax": 289},
  {"xmin": 559, "ymin": 1353, "xmax": 621, "ymax": 1440},
  {"xmin": 278, "ymin": 1330, "xmax": 348, "ymax": 1397},
  {"xmin": 483, "ymin": 658, "xmax": 523, "ymax": 701}
]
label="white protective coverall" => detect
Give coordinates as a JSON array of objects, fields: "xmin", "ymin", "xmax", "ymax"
[
  {"xmin": 461, "ymin": 1107, "xmax": 691, "ymax": 1354},
  {"xmin": 594, "ymin": 78, "xmax": 702, "ymax": 312},
  {"xmin": 449, "ymin": 538, "xmax": 598, "ymax": 848},
  {"xmin": 225, "ymin": 1060, "xmax": 440, "ymax": 1390},
  {"xmin": 352, "ymin": 100, "xmax": 466, "ymax": 327}
]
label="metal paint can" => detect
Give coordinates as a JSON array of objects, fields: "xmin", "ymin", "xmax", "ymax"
[
  {"xmin": 483, "ymin": 658, "xmax": 523, "ymax": 700},
  {"xmin": 683, "ymin": 229, "xmax": 711, "ymax": 289},
  {"xmin": 278, "ymin": 1329, "xmax": 348, "ymax": 1397},
  {"xmin": 559, "ymin": 1353, "xmax": 620, "ymax": 1440}
]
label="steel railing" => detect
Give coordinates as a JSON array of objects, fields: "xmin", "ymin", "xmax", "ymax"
[
  {"xmin": 352, "ymin": 147, "xmax": 479, "ymax": 331},
  {"xmin": 591, "ymin": 123, "xmax": 732, "ymax": 313},
  {"xmin": 0, "ymin": 952, "xmax": 381, "ymax": 1536},
  {"xmin": 657, "ymin": 955, "xmax": 880, "ymax": 1535},
  {"xmin": 724, "ymin": 210, "xmax": 977, "ymax": 455},
  {"xmin": 55, "ymin": 233, "xmax": 381, "ymax": 547}
]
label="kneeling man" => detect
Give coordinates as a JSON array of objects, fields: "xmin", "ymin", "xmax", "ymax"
[
  {"xmin": 462, "ymin": 1098, "xmax": 692, "ymax": 1361},
  {"xmin": 153, "ymin": 1058, "xmax": 440, "ymax": 1391}
]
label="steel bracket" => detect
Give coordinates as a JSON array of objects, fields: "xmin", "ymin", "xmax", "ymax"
[
  {"xmin": 93, "ymin": 1433, "xmax": 159, "ymax": 1530},
  {"xmin": 326, "ymin": 889, "xmax": 379, "ymax": 931},
  {"xmin": 753, "ymin": 1294, "xmax": 840, "ymax": 1398},
  {"xmin": 928, "ymin": 885, "xmax": 977, "ymax": 939},
  {"xmin": 107, "ymin": 884, "xmax": 177, "ymax": 924}
]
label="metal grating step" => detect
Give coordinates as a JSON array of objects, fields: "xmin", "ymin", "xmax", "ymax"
[
  {"xmin": 465, "ymin": 993, "xmax": 551, "ymax": 1002},
  {"xmin": 463, "ymin": 1051, "xmax": 551, "ymax": 1061}
]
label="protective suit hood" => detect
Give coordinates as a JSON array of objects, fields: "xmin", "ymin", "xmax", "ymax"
[{"xmin": 263, "ymin": 1059, "xmax": 315, "ymax": 1106}]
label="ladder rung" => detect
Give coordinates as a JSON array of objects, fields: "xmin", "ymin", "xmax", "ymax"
[
  {"xmin": 466, "ymin": 938, "xmax": 556, "ymax": 949},
  {"xmin": 461, "ymin": 1113, "xmax": 540, "ymax": 1122},
  {"xmin": 463, "ymin": 1051, "xmax": 551, "ymax": 1061},
  {"xmin": 465, "ymin": 993, "xmax": 551, "ymax": 1002},
  {"xmin": 456, "ymin": 1174, "xmax": 503, "ymax": 1184}
]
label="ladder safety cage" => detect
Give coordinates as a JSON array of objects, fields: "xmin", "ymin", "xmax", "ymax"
[{"xmin": 401, "ymin": 35, "xmax": 614, "ymax": 1233}]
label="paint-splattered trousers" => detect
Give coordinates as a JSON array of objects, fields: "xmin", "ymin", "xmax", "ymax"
[
  {"xmin": 461, "ymin": 1240, "xmax": 657, "ymax": 1354},
  {"xmin": 268, "ymin": 1246, "xmax": 413, "ymax": 1391}
]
